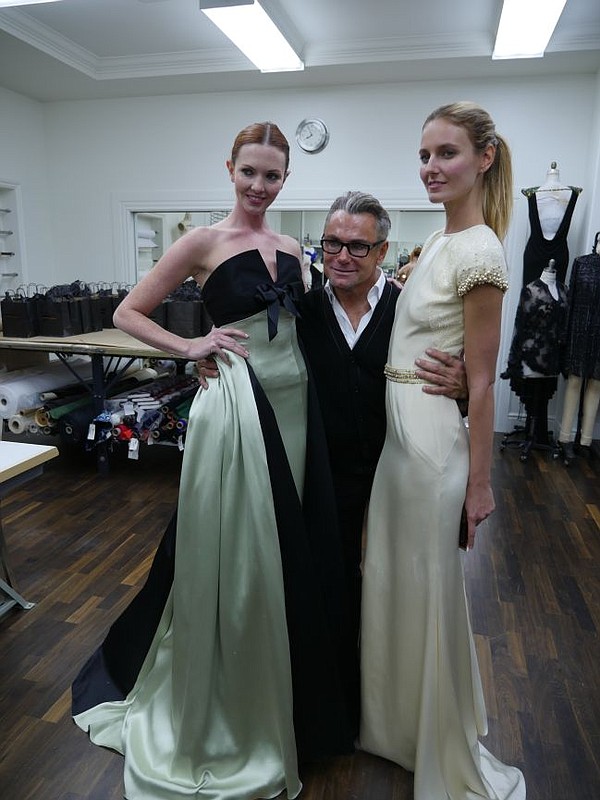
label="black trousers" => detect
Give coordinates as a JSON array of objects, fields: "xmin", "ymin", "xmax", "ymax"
[{"xmin": 331, "ymin": 469, "xmax": 377, "ymax": 736}]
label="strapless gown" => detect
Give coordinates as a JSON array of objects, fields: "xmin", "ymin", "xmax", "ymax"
[{"xmin": 72, "ymin": 250, "xmax": 353, "ymax": 800}]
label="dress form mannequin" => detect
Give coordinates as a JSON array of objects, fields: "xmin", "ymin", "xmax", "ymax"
[
  {"xmin": 539, "ymin": 258, "xmax": 558, "ymax": 299},
  {"xmin": 559, "ymin": 233, "xmax": 600, "ymax": 462},
  {"xmin": 558, "ymin": 376, "xmax": 600, "ymax": 454},
  {"xmin": 501, "ymin": 258, "xmax": 568, "ymax": 459},
  {"xmin": 175, "ymin": 211, "xmax": 195, "ymax": 238},
  {"xmin": 533, "ymin": 163, "xmax": 574, "ymax": 239},
  {"xmin": 521, "ymin": 163, "xmax": 581, "ymax": 285}
]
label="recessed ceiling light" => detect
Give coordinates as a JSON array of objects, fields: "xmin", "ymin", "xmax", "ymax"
[
  {"xmin": 0, "ymin": 1, "xmax": 64, "ymax": 7},
  {"xmin": 493, "ymin": 0, "xmax": 567, "ymax": 59},
  {"xmin": 200, "ymin": 0, "xmax": 303, "ymax": 73}
]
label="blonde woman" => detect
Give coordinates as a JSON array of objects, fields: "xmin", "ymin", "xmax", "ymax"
[{"xmin": 361, "ymin": 102, "xmax": 526, "ymax": 799}]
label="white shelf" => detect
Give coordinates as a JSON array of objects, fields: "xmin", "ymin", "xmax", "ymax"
[
  {"xmin": 0, "ymin": 193, "xmax": 21, "ymax": 290},
  {"xmin": 135, "ymin": 212, "xmax": 165, "ymax": 281}
]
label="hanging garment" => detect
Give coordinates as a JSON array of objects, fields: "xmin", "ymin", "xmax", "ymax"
[{"xmin": 563, "ymin": 252, "xmax": 600, "ymax": 380}]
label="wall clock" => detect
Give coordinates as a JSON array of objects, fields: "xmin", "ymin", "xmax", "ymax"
[{"xmin": 295, "ymin": 118, "xmax": 330, "ymax": 154}]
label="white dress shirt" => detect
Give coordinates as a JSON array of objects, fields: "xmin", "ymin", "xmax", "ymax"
[{"xmin": 324, "ymin": 268, "xmax": 387, "ymax": 348}]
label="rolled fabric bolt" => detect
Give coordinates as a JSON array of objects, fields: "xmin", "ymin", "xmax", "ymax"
[
  {"xmin": 0, "ymin": 357, "xmax": 94, "ymax": 417},
  {"xmin": 19, "ymin": 407, "xmax": 39, "ymax": 418},
  {"xmin": 48, "ymin": 397, "xmax": 93, "ymax": 421},
  {"xmin": 35, "ymin": 409, "xmax": 51, "ymax": 427},
  {"xmin": 0, "ymin": 390, "xmax": 41, "ymax": 417},
  {"xmin": 8, "ymin": 415, "xmax": 26, "ymax": 435}
]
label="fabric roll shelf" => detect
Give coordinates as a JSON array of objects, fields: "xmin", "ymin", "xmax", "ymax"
[{"xmin": 0, "ymin": 329, "xmax": 182, "ymax": 474}]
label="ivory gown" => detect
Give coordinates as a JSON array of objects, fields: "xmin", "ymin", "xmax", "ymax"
[
  {"xmin": 72, "ymin": 250, "xmax": 353, "ymax": 800},
  {"xmin": 360, "ymin": 225, "xmax": 526, "ymax": 800}
]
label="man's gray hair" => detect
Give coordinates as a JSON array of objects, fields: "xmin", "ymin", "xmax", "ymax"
[{"xmin": 324, "ymin": 191, "xmax": 391, "ymax": 241}]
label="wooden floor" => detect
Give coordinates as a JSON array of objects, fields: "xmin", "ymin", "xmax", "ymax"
[{"xmin": 0, "ymin": 433, "xmax": 599, "ymax": 799}]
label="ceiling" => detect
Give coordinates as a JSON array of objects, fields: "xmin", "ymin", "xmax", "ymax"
[{"xmin": 0, "ymin": 0, "xmax": 599, "ymax": 103}]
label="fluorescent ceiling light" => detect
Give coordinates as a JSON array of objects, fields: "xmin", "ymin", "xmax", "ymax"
[
  {"xmin": 493, "ymin": 0, "xmax": 567, "ymax": 59},
  {"xmin": 200, "ymin": 0, "xmax": 303, "ymax": 73},
  {"xmin": 0, "ymin": 1, "xmax": 64, "ymax": 6}
]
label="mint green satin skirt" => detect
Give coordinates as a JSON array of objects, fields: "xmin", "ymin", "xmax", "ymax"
[{"xmin": 75, "ymin": 309, "xmax": 306, "ymax": 799}]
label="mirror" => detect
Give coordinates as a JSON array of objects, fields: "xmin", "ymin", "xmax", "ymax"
[{"xmin": 134, "ymin": 209, "xmax": 446, "ymax": 280}]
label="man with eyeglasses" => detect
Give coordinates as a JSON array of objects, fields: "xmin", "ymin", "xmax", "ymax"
[{"xmin": 296, "ymin": 191, "xmax": 466, "ymax": 732}]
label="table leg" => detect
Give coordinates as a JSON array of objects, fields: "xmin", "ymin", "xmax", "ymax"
[
  {"xmin": 90, "ymin": 353, "xmax": 110, "ymax": 475},
  {"xmin": 0, "ymin": 513, "xmax": 35, "ymax": 618},
  {"xmin": 0, "ymin": 578, "xmax": 35, "ymax": 616}
]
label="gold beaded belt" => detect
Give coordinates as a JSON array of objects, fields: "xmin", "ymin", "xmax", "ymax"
[{"xmin": 384, "ymin": 364, "xmax": 425, "ymax": 384}]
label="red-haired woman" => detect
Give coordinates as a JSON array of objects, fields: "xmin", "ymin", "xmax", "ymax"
[{"xmin": 73, "ymin": 122, "xmax": 353, "ymax": 800}]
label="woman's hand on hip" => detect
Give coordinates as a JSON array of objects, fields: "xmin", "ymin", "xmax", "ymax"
[{"xmin": 187, "ymin": 326, "xmax": 249, "ymax": 387}]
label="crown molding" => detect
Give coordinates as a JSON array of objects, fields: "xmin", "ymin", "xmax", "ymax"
[
  {"xmin": 1, "ymin": 9, "xmax": 598, "ymax": 85},
  {"xmin": 308, "ymin": 32, "xmax": 491, "ymax": 67},
  {"xmin": 0, "ymin": 10, "xmax": 491, "ymax": 80},
  {"xmin": 95, "ymin": 49, "xmax": 252, "ymax": 80},
  {"xmin": 0, "ymin": 8, "xmax": 98, "ymax": 75},
  {"xmin": 546, "ymin": 24, "xmax": 600, "ymax": 54},
  {"xmin": 0, "ymin": 8, "xmax": 253, "ymax": 78}
]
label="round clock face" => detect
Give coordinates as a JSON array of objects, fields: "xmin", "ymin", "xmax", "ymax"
[{"xmin": 295, "ymin": 118, "xmax": 329, "ymax": 154}]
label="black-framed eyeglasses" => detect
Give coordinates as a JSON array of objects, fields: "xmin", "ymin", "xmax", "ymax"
[{"xmin": 320, "ymin": 237, "xmax": 386, "ymax": 258}]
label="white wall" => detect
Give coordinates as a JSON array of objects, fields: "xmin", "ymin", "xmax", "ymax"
[
  {"xmin": 0, "ymin": 87, "xmax": 54, "ymax": 287},
  {"xmin": 2, "ymin": 71, "xmax": 600, "ymax": 432},
  {"xmin": 583, "ymin": 69, "xmax": 600, "ymax": 249},
  {"xmin": 37, "ymin": 76, "xmax": 595, "ymax": 280}
]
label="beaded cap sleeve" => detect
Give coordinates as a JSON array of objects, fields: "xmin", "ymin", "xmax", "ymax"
[
  {"xmin": 387, "ymin": 225, "xmax": 509, "ymax": 364},
  {"xmin": 450, "ymin": 225, "xmax": 508, "ymax": 296}
]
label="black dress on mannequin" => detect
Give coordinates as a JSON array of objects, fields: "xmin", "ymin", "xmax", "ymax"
[
  {"xmin": 522, "ymin": 190, "xmax": 579, "ymax": 286},
  {"xmin": 501, "ymin": 275, "xmax": 568, "ymax": 458}
]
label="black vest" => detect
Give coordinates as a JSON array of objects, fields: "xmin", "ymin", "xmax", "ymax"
[{"xmin": 297, "ymin": 281, "xmax": 399, "ymax": 476}]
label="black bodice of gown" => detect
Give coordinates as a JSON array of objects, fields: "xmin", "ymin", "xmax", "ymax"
[{"xmin": 201, "ymin": 249, "xmax": 304, "ymax": 335}]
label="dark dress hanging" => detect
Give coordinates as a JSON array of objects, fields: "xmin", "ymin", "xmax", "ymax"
[
  {"xmin": 522, "ymin": 189, "xmax": 579, "ymax": 286},
  {"xmin": 563, "ymin": 252, "xmax": 600, "ymax": 380}
]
